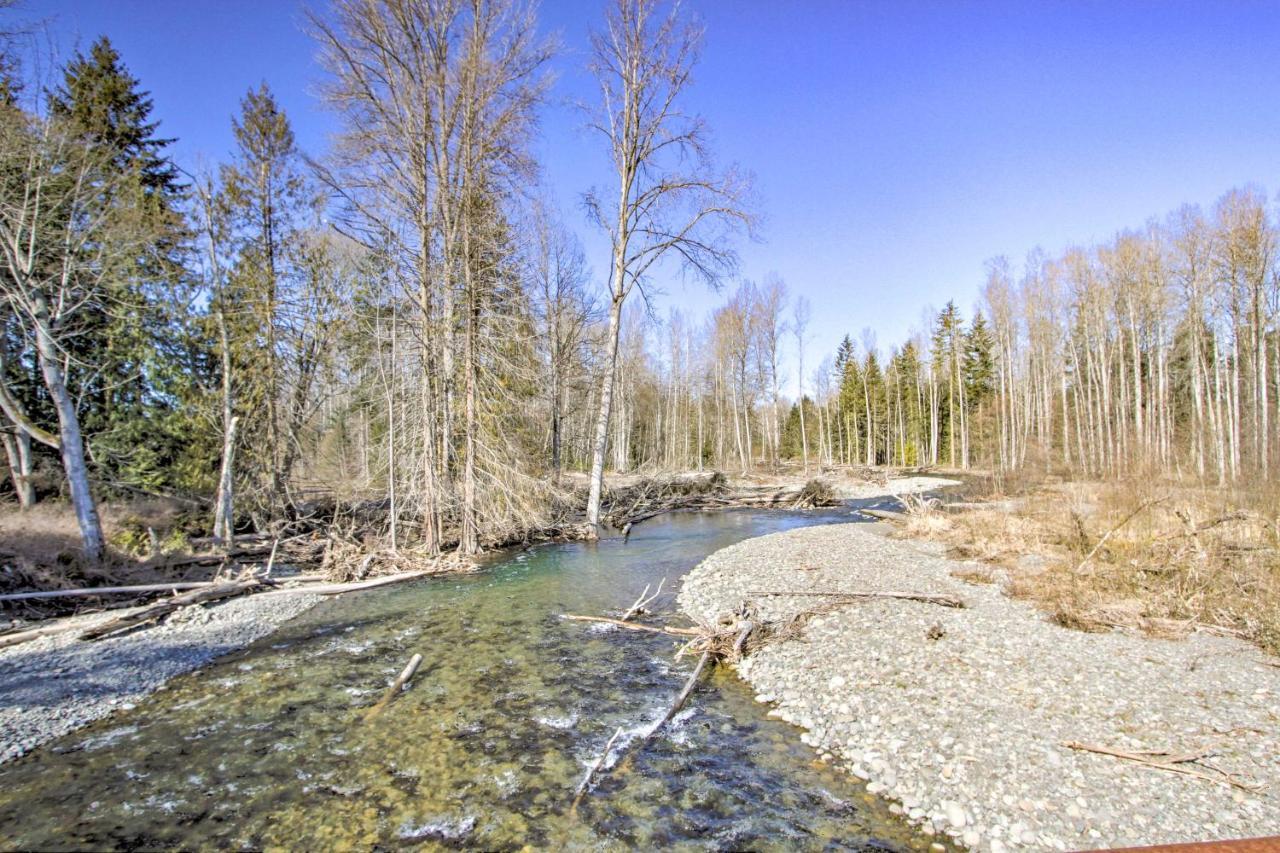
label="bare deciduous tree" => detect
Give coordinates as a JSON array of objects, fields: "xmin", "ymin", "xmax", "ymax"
[
  {"xmin": 0, "ymin": 112, "xmax": 154, "ymax": 560},
  {"xmin": 582, "ymin": 0, "xmax": 752, "ymax": 528}
]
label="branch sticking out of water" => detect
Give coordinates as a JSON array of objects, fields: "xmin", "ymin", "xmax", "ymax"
[
  {"xmin": 559, "ymin": 614, "xmax": 700, "ymax": 636},
  {"xmin": 364, "ymin": 653, "xmax": 423, "ymax": 721},
  {"xmin": 570, "ymin": 726, "xmax": 626, "ymax": 816},
  {"xmin": 620, "ymin": 577, "xmax": 666, "ymax": 621},
  {"xmin": 644, "ymin": 650, "xmax": 712, "ymax": 743}
]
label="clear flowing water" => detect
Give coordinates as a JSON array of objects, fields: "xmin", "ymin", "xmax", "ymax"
[{"xmin": 0, "ymin": 506, "xmax": 937, "ymax": 851}]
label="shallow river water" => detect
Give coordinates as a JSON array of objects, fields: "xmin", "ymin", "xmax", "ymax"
[{"xmin": 0, "ymin": 505, "xmax": 937, "ymax": 851}]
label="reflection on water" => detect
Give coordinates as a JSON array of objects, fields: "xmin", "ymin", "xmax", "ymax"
[{"xmin": 0, "ymin": 507, "xmax": 939, "ymax": 851}]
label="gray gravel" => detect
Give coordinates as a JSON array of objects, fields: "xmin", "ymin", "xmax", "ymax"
[
  {"xmin": 0, "ymin": 591, "xmax": 320, "ymax": 764},
  {"xmin": 679, "ymin": 523, "xmax": 1280, "ymax": 851}
]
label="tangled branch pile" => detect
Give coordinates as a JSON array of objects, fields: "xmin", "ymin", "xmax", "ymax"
[{"xmin": 601, "ymin": 471, "xmax": 729, "ymax": 527}]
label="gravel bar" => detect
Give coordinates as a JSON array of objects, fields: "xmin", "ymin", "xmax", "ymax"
[
  {"xmin": 0, "ymin": 591, "xmax": 320, "ymax": 764},
  {"xmin": 679, "ymin": 522, "xmax": 1280, "ymax": 851}
]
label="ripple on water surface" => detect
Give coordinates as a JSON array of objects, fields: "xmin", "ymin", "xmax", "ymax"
[{"xmin": 0, "ymin": 507, "xmax": 943, "ymax": 851}]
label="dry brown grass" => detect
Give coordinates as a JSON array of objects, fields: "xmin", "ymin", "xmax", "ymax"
[
  {"xmin": 894, "ymin": 476, "xmax": 1280, "ymax": 656},
  {"xmin": 0, "ymin": 498, "xmax": 209, "ymax": 615}
]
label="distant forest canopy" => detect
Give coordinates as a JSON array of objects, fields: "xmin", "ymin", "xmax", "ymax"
[{"xmin": 0, "ymin": 0, "xmax": 1277, "ymax": 562}]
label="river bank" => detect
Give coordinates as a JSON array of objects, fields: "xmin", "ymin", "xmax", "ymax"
[
  {"xmin": 0, "ymin": 471, "xmax": 957, "ymax": 771},
  {"xmin": 679, "ymin": 522, "xmax": 1280, "ymax": 851},
  {"xmin": 0, "ymin": 507, "xmax": 940, "ymax": 851},
  {"xmin": 0, "ymin": 590, "xmax": 320, "ymax": 764}
]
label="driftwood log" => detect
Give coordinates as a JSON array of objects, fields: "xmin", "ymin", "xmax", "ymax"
[
  {"xmin": 859, "ymin": 508, "xmax": 907, "ymax": 522},
  {"xmin": 750, "ymin": 589, "xmax": 966, "ymax": 608},
  {"xmin": 559, "ymin": 614, "xmax": 700, "ymax": 637},
  {"xmin": 259, "ymin": 569, "xmax": 432, "ymax": 597},
  {"xmin": 0, "ymin": 572, "xmax": 426, "ymax": 652},
  {"xmin": 1062, "ymin": 740, "xmax": 1261, "ymax": 792},
  {"xmin": 644, "ymin": 650, "xmax": 711, "ymax": 743},
  {"xmin": 364, "ymin": 653, "xmax": 423, "ymax": 721},
  {"xmin": 78, "ymin": 579, "xmax": 263, "ymax": 641},
  {"xmin": 570, "ymin": 726, "xmax": 626, "ymax": 816},
  {"xmin": 0, "ymin": 608, "xmax": 142, "ymax": 649},
  {"xmin": 0, "ymin": 581, "xmax": 220, "ymax": 603}
]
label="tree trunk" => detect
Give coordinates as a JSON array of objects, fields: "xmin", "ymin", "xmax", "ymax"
[
  {"xmin": 1, "ymin": 429, "xmax": 34, "ymax": 508},
  {"xmin": 586, "ymin": 292, "xmax": 625, "ymax": 528},
  {"xmin": 33, "ymin": 296, "xmax": 103, "ymax": 562},
  {"xmin": 213, "ymin": 416, "xmax": 238, "ymax": 546},
  {"xmin": 213, "ymin": 312, "xmax": 237, "ymax": 546}
]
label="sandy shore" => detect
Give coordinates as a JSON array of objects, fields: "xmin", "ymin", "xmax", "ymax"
[{"xmin": 679, "ymin": 522, "xmax": 1280, "ymax": 851}]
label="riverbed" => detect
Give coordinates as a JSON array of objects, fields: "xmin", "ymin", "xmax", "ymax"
[{"xmin": 0, "ymin": 506, "xmax": 937, "ymax": 851}]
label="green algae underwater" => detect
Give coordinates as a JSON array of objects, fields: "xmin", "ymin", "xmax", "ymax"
[{"xmin": 0, "ymin": 506, "xmax": 941, "ymax": 851}]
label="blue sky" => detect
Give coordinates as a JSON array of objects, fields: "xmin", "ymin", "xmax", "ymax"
[{"xmin": 28, "ymin": 0, "xmax": 1280, "ymax": 374}]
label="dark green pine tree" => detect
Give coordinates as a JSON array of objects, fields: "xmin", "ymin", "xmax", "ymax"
[
  {"xmin": 780, "ymin": 397, "xmax": 819, "ymax": 460},
  {"xmin": 49, "ymin": 37, "xmax": 180, "ymax": 194},
  {"xmin": 964, "ymin": 310, "xmax": 996, "ymax": 406},
  {"xmin": 220, "ymin": 83, "xmax": 312, "ymax": 510},
  {"xmin": 963, "ymin": 310, "xmax": 997, "ymax": 465},
  {"xmin": 46, "ymin": 36, "xmax": 205, "ymax": 493},
  {"xmin": 893, "ymin": 340, "xmax": 925, "ymax": 464},
  {"xmin": 834, "ymin": 334, "xmax": 855, "ymax": 374},
  {"xmin": 932, "ymin": 301, "xmax": 964, "ymax": 464},
  {"xmin": 861, "ymin": 348, "xmax": 884, "ymax": 463},
  {"xmin": 836, "ymin": 339, "xmax": 862, "ymax": 462}
]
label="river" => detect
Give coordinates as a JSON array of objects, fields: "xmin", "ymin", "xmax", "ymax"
[{"xmin": 0, "ymin": 504, "xmax": 937, "ymax": 851}]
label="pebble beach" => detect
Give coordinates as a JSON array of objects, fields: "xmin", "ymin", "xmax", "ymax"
[{"xmin": 679, "ymin": 522, "xmax": 1280, "ymax": 851}]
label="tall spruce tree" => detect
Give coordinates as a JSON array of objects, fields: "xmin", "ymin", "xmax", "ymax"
[
  {"xmin": 964, "ymin": 311, "xmax": 996, "ymax": 406},
  {"xmin": 47, "ymin": 37, "xmax": 197, "ymax": 492},
  {"xmin": 220, "ymin": 83, "xmax": 310, "ymax": 513},
  {"xmin": 932, "ymin": 301, "xmax": 965, "ymax": 465}
]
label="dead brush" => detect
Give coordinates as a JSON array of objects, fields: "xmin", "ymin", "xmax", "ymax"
[
  {"xmin": 675, "ymin": 601, "xmax": 839, "ymax": 664},
  {"xmin": 894, "ymin": 491, "xmax": 952, "ymax": 538},
  {"xmin": 792, "ymin": 478, "xmax": 838, "ymax": 509},
  {"xmin": 906, "ymin": 475, "xmax": 1280, "ymax": 655}
]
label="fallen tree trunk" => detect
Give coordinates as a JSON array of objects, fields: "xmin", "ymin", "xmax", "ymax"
[
  {"xmin": 153, "ymin": 538, "xmax": 325, "ymax": 570},
  {"xmin": 0, "ymin": 607, "xmax": 143, "ymax": 649},
  {"xmin": 258, "ymin": 569, "xmax": 432, "ymax": 597},
  {"xmin": 78, "ymin": 579, "xmax": 262, "ymax": 641},
  {"xmin": 0, "ymin": 581, "xmax": 219, "ymax": 603},
  {"xmin": 570, "ymin": 726, "xmax": 625, "ymax": 816},
  {"xmin": 644, "ymin": 650, "xmax": 711, "ymax": 742},
  {"xmin": 859, "ymin": 508, "xmax": 906, "ymax": 522},
  {"xmin": 750, "ymin": 589, "xmax": 966, "ymax": 608}
]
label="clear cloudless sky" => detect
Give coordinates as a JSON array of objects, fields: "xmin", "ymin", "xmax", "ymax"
[{"xmin": 25, "ymin": 0, "xmax": 1280, "ymax": 378}]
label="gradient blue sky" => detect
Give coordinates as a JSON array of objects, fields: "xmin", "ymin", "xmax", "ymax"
[{"xmin": 28, "ymin": 0, "xmax": 1280, "ymax": 372}]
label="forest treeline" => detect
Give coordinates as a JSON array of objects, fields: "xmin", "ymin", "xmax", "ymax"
[
  {"xmin": 0, "ymin": 0, "xmax": 755, "ymax": 561},
  {"xmin": 1, "ymin": 0, "xmax": 1278, "ymax": 565},
  {"xmin": 612, "ymin": 188, "xmax": 1280, "ymax": 488}
]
